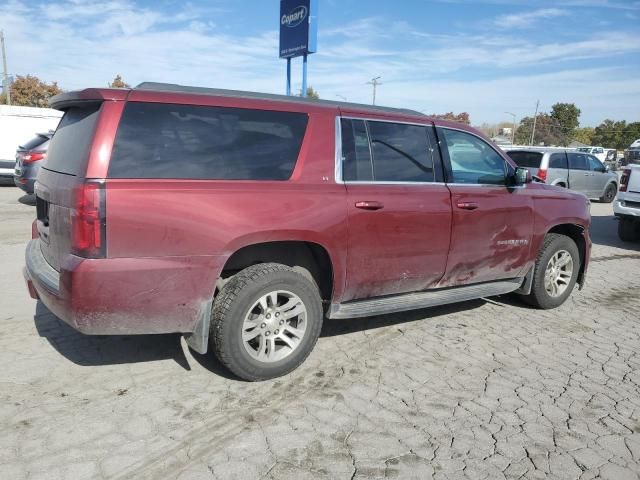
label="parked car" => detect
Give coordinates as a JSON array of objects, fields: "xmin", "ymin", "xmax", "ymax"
[
  {"xmin": 14, "ymin": 132, "xmax": 53, "ymax": 194},
  {"xmin": 614, "ymin": 165, "xmax": 640, "ymax": 241},
  {"xmin": 24, "ymin": 83, "xmax": 592, "ymax": 381},
  {"xmin": 623, "ymin": 145, "xmax": 640, "ymax": 166},
  {"xmin": 576, "ymin": 146, "xmax": 606, "ymax": 162},
  {"xmin": 506, "ymin": 148, "xmax": 618, "ymax": 202}
]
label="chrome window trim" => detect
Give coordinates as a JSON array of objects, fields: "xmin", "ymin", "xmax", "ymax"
[
  {"xmin": 343, "ymin": 181, "xmax": 447, "ymax": 186},
  {"xmin": 335, "ymin": 115, "xmax": 437, "ymax": 185}
]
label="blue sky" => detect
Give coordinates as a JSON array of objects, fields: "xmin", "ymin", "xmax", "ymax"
[{"xmin": 1, "ymin": 0, "xmax": 639, "ymax": 126}]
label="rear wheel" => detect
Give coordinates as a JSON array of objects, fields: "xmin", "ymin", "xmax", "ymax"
[
  {"xmin": 618, "ymin": 217, "xmax": 640, "ymax": 242},
  {"xmin": 210, "ymin": 263, "xmax": 323, "ymax": 381},
  {"xmin": 600, "ymin": 183, "xmax": 617, "ymax": 203},
  {"xmin": 520, "ymin": 234, "xmax": 580, "ymax": 309}
]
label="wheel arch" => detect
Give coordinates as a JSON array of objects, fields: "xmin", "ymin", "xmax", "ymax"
[
  {"xmin": 546, "ymin": 223, "xmax": 587, "ymax": 287},
  {"xmin": 220, "ymin": 240, "xmax": 335, "ymax": 302}
]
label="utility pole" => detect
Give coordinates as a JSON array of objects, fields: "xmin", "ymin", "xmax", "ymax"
[
  {"xmin": 1, "ymin": 30, "xmax": 10, "ymax": 105},
  {"xmin": 367, "ymin": 76, "xmax": 382, "ymax": 105},
  {"xmin": 530, "ymin": 100, "xmax": 539, "ymax": 145},
  {"xmin": 504, "ymin": 111, "xmax": 516, "ymax": 145}
]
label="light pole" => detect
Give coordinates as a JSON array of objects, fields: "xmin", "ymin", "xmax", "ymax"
[
  {"xmin": 1, "ymin": 30, "xmax": 10, "ymax": 106},
  {"xmin": 335, "ymin": 94, "xmax": 347, "ymax": 101},
  {"xmin": 504, "ymin": 111, "xmax": 516, "ymax": 145},
  {"xmin": 366, "ymin": 76, "xmax": 382, "ymax": 105}
]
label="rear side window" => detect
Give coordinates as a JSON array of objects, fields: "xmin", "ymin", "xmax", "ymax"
[
  {"xmin": 506, "ymin": 151, "xmax": 542, "ymax": 168},
  {"xmin": 549, "ymin": 153, "xmax": 568, "ymax": 169},
  {"xmin": 109, "ymin": 102, "xmax": 308, "ymax": 180},
  {"xmin": 368, "ymin": 121, "xmax": 434, "ymax": 182},
  {"xmin": 20, "ymin": 134, "xmax": 50, "ymax": 151},
  {"xmin": 44, "ymin": 104, "xmax": 102, "ymax": 176}
]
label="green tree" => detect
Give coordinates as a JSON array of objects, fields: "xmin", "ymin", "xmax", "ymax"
[
  {"xmin": 109, "ymin": 75, "xmax": 130, "ymax": 88},
  {"xmin": 572, "ymin": 127, "xmax": 594, "ymax": 146},
  {"xmin": 515, "ymin": 114, "xmax": 561, "ymax": 146},
  {"xmin": 0, "ymin": 75, "xmax": 62, "ymax": 107},
  {"xmin": 592, "ymin": 120, "xmax": 640, "ymax": 150},
  {"xmin": 550, "ymin": 103, "xmax": 581, "ymax": 146},
  {"xmin": 299, "ymin": 86, "xmax": 319, "ymax": 99}
]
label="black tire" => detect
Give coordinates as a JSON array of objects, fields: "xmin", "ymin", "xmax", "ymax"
[
  {"xmin": 599, "ymin": 183, "xmax": 617, "ymax": 203},
  {"xmin": 520, "ymin": 234, "xmax": 580, "ymax": 310},
  {"xmin": 618, "ymin": 217, "xmax": 639, "ymax": 242},
  {"xmin": 210, "ymin": 263, "xmax": 323, "ymax": 381}
]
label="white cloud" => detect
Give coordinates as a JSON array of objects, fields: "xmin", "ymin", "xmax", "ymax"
[
  {"xmin": 0, "ymin": 2, "xmax": 638, "ymax": 126},
  {"xmin": 494, "ymin": 8, "xmax": 568, "ymax": 28}
]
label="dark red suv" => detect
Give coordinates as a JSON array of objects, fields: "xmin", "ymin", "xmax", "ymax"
[{"xmin": 24, "ymin": 83, "xmax": 591, "ymax": 381}]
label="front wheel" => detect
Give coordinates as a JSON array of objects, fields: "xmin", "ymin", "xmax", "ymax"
[
  {"xmin": 520, "ymin": 234, "xmax": 580, "ymax": 309},
  {"xmin": 599, "ymin": 183, "xmax": 617, "ymax": 203},
  {"xmin": 210, "ymin": 263, "xmax": 323, "ymax": 381}
]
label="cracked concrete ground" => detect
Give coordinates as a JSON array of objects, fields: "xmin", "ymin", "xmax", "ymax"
[{"xmin": 1, "ymin": 185, "xmax": 639, "ymax": 480}]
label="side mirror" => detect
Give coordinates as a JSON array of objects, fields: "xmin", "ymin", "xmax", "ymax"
[
  {"xmin": 514, "ymin": 167, "xmax": 532, "ymax": 186},
  {"xmin": 605, "ymin": 165, "xmax": 611, "ymax": 173}
]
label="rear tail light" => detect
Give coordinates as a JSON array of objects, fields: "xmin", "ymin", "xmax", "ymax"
[
  {"xmin": 71, "ymin": 181, "xmax": 106, "ymax": 258},
  {"xmin": 537, "ymin": 168, "xmax": 548, "ymax": 182},
  {"xmin": 620, "ymin": 169, "xmax": 631, "ymax": 192},
  {"xmin": 22, "ymin": 152, "xmax": 46, "ymax": 164}
]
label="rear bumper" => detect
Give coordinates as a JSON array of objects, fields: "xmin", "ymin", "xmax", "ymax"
[
  {"xmin": 14, "ymin": 176, "xmax": 35, "ymax": 193},
  {"xmin": 24, "ymin": 239, "xmax": 224, "ymax": 335},
  {"xmin": 613, "ymin": 199, "xmax": 640, "ymax": 218}
]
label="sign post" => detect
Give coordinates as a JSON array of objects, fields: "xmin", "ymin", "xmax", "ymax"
[{"xmin": 279, "ymin": 0, "xmax": 318, "ymax": 97}]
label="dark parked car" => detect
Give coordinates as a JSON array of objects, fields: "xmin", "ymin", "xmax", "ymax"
[
  {"xmin": 14, "ymin": 132, "xmax": 53, "ymax": 194},
  {"xmin": 24, "ymin": 83, "xmax": 592, "ymax": 381}
]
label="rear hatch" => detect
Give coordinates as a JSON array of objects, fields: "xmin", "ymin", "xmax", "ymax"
[
  {"xmin": 35, "ymin": 104, "xmax": 102, "ymax": 271},
  {"xmin": 505, "ymin": 150, "xmax": 542, "ymax": 177}
]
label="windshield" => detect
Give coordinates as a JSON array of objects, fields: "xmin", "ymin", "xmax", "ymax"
[
  {"xmin": 577, "ymin": 148, "xmax": 591, "ymax": 152},
  {"xmin": 19, "ymin": 134, "xmax": 50, "ymax": 151}
]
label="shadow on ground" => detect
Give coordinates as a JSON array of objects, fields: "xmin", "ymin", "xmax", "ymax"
[
  {"xmin": 33, "ymin": 297, "xmax": 497, "ymax": 380},
  {"xmin": 33, "ymin": 301, "xmax": 193, "ymax": 371},
  {"xmin": 18, "ymin": 194, "xmax": 36, "ymax": 206},
  {"xmin": 590, "ymin": 212, "xmax": 640, "ymax": 251}
]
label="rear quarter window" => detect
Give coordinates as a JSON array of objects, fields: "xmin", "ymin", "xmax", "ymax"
[
  {"xmin": 506, "ymin": 151, "xmax": 542, "ymax": 169},
  {"xmin": 108, "ymin": 102, "xmax": 308, "ymax": 180},
  {"xmin": 44, "ymin": 104, "xmax": 102, "ymax": 176}
]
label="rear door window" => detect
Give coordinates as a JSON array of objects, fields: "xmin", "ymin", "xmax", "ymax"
[
  {"xmin": 109, "ymin": 102, "xmax": 308, "ymax": 180},
  {"xmin": 549, "ymin": 153, "xmax": 568, "ymax": 169},
  {"xmin": 506, "ymin": 151, "xmax": 542, "ymax": 168},
  {"xmin": 367, "ymin": 121, "xmax": 434, "ymax": 182},
  {"xmin": 44, "ymin": 104, "xmax": 102, "ymax": 176}
]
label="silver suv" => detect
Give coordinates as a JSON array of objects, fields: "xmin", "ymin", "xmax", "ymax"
[{"xmin": 506, "ymin": 148, "xmax": 618, "ymax": 203}]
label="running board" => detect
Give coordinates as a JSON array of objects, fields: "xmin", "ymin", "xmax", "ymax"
[{"xmin": 328, "ymin": 278, "xmax": 523, "ymax": 319}]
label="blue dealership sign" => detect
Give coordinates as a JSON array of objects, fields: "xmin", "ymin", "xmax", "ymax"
[{"xmin": 279, "ymin": 0, "xmax": 318, "ymax": 59}]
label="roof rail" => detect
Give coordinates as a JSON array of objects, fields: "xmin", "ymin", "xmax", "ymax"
[{"xmin": 135, "ymin": 82, "xmax": 425, "ymax": 117}]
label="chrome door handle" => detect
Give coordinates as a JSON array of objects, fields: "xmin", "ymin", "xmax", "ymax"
[
  {"xmin": 355, "ymin": 201, "xmax": 384, "ymax": 210},
  {"xmin": 456, "ymin": 201, "xmax": 479, "ymax": 211}
]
